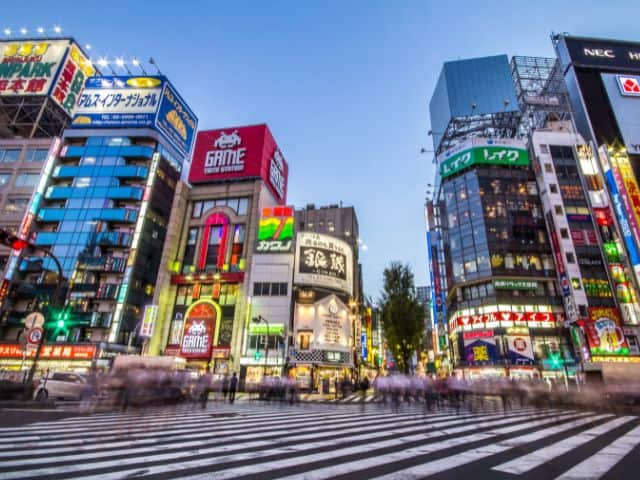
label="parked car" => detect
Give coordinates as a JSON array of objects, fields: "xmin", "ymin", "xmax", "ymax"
[{"xmin": 34, "ymin": 372, "xmax": 88, "ymax": 401}]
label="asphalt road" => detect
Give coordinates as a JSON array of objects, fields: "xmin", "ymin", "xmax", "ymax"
[{"xmin": 0, "ymin": 402, "xmax": 639, "ymax": 479}]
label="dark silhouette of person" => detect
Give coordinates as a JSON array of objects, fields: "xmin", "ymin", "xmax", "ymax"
[{"xmin": 229, "ymin": 372, "xmax": 238, "ymax": 403}]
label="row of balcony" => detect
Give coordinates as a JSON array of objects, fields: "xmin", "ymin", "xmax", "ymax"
[
  {"xmin": 34, "ymin": 231, "xmax": 133, "ymax": 248},
  {"xmin": 38, "ymin": 208, "xmax": 138, "ymax": 223},
  {"xmin": 62, "ymin": 145, "xmax": 154, "ymax": 159},
  {"xmin": 45, "ymin": 186, "xmax": 143, "ymax": 201},
  {"xmin": 52, "ymin": 165, "xmax": 149, "ymax": 179}
]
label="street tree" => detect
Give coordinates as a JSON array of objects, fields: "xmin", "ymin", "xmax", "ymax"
[{"xmin": 380, "ymin": 262, "xmax": 425, "ymax": 374}]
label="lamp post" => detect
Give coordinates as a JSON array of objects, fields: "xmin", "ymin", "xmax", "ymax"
[{"xmin": 253, "ymin": 315, "xmax": 270, "ymax": 379}]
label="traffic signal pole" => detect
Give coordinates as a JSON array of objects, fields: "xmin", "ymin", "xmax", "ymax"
[{"xmin": 0, "ymin": 228, "xmax": 66, "ymax": 397}]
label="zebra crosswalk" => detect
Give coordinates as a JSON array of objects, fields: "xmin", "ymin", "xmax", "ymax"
[{"xmin": 0, "ymin": 403, "xmax": 638, "ymax": 479}]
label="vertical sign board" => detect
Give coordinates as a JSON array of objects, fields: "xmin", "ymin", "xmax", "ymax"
[
  {"xmin": 179, "ymin": 301, "xmax": 217, "ymax": 359},
  {"xmin": 584, "ymin": 307, "xmax": 630, "ymax": 356},
  {"xmin": 49, "ymin": 42, "xmax": 95, "ymax": 115},
  {"xmin": 140, "ymin": 305, "xmax": 158, "ymax": 338},
  {"xmin": 154, "ymin": 81, "xmax": 198, "ymax": 159}
]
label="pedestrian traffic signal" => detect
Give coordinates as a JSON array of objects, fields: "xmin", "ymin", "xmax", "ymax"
[
  {"xmin": 254, "ymin": 350, "xmax": 262, "ymax": 361},
  {"xmin": 548, "ymin": 352, "xmax": 564, "ymax": 370}
]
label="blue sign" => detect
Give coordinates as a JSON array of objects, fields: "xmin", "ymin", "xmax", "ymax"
[
  {"xmin": 71, "ymin": 76, "xmax": 197, "ymax": 159},
  {"xmin": 154, "ymin": 81, "xmax": 197, "ymax": 158},
  {"xmin": 606, "ymin": 170, "xmax": 640, "ymax": 268},
  {"xmin": 361, "ymin": 332, "xmax": 367, "ymax": 360}
]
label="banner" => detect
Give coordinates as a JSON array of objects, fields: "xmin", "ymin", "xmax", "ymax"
[
  {"xmin": 584, "ymin": 307, "xmax": 630, "ymax": 356},
  {"xmin": 506, "ymin": 334, "xmax": 535, "ymax": 365},
  {"xmin": 294, "ymin": 232, "xmax": 353, "ymax": 295},
  {"xmin": 179, "ymin": 301, "xmax": 217, "ymax": 359},
  {"xmin": 462, "ymin": 330, "xmax": 499, "ymax": 365}
]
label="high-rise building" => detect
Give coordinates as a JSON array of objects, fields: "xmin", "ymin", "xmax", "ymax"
[
  {"xmin": 0, "ymin": 73, "xmax": 197, "ymax": 372},
  {"xmin": 289, "ymin": 204, "xmax": 361, "ymax": 392},
  {"xmin": 147, "ymin": 124, "xmax": 290, "ymax": 382},
  {"xmin": 0, "ymin": 38, "xmax": 94, "ymax": 286},
  {"xmin": 427, "ymin": 55, "xmax": 569, "ymax": 380},
  {"xmin": 552, "ymin": 34, "xmax": 640, "ymax": 370}
]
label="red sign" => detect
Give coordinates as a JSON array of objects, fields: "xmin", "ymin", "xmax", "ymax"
[
  {"xmin": 451, "ymin": 311, "xmax": 558, "ymax": 331},
  {"xmin": 180, "ymin": 301, "xmax": 217, "ymax": 359},
  {"xmin": 462, "ymin": 330, "xmax": 493, "ymax": 340},
  {"xmin": 189, "ymin": 124, "xmax": 288, "ymax": 203},
  {"xmin": 620, "ymin": 76, "xmax": 640, "ymax": 94},
  {"xmin": 26, "ymin": 327, "xmax": 43, "ymax": 345},
  {"xmin": 0, "ymin": 344, "xmax": 96, "ymax": 359},
  {"xmin": 211, "ymin": 346, "xmax": 230, "ymax": 359},
  {"xmin": 594, "ymin": 207, "xmax": 613, "ymax": 227}
]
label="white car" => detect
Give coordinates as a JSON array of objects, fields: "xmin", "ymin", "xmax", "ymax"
[{"xmin": 34, "ymin": 372, "xmax": 88, "ymax": 401}]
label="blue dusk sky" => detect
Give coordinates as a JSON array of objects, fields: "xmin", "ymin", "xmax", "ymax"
[{"xmin": 3, "ymin": 0, "xmax": 638, "ymax": 298}]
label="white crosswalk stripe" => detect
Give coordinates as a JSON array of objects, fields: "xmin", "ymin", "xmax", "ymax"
[{"xmin": 0, "ymin": 403, "xmax": 638, "ymax": 480}]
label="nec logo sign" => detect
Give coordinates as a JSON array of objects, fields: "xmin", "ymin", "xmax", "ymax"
[{"xmin": 583, "ymin": 48, "xmax": 615, "ymax": 58}]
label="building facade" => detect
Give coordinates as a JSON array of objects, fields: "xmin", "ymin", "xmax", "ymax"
[
  {"xmin": 147, "ymin": 124, "xmax": 290, "ymax": 381},
  {"xmin": 428, "ymin": 55, "xmax": 570, "ymax": 380},
  {"xmin": 0, "ymin": 73, "xmax": 197, "ymax": 373}
]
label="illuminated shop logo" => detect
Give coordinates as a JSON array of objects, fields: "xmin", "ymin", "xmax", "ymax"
[
  {"xmin": 205, "ymin": 130, "xmax": 246, "ymax": 174},
  {"xmin": 618, "ymin": 76, "xmax": 640, "ymax": 96},
  {"xmin": 214, "ymin": 130, "xmax": 242, "ymax": 149}
]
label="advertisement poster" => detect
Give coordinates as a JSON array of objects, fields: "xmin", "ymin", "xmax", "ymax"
[
  {"xmin": 72, "ymin": 76, "xmax": 197, "ymax": 159},
  {"xmin": 294, "ymin": 294, "xmax": 351, "ymax": 352},
  {"xmin": 49, "ymin": 43, "xmax": 94, "ymax": 115},
  {"xmin": 0, "ymin": 40, "xmax": 70, "ymax": 97},
  {"xmin": 463, "ymin": 330, "xmax": 498, "ymax": 365},
  {"xmin": 189, "ymin": 124, "xmax": 288, "ymax": 203},
  {"xmin": 179, "ymin": 301, "xmax": 217, "ymax": 359},
  {"xmin": 439, "ymin": 138, "xmax": 529, "ymax": 179},
  {"xmin": 256, "ymin": 206, "xmax": 294, "ymax": 253},
  {"xmin": 73, "ymin": 76, "xmax": 164, "ymax": 127},
  {"xmin": 154, "ymin": 81, "xmax": 197, "ymax": 158},
  {"xmin": 584, "ymin": 307, "xmax": 630, "ymax": 356},
  {"xmin": 294, "ymin": 232, "xmax": 353, "ymax": 295},
  {"xmin": 506, "ymin": 335, "xmax": 535, "ymax": 365}
]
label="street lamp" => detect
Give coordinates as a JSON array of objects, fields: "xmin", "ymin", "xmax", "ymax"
[{"xmin": 253, "ymin": 315, "xmax": 270, "ymax": 379}]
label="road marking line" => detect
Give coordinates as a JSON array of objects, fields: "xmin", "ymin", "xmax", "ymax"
[
  {"xmin": 368, "ymin": 414, "xmax": 612, "ymax": 480},
  {"xmin": 65, "ymin": 411, "xmax": 569, "ymax": 480},
  {"xmin": 554, "ymin": 424, "xmax": 640, "ymax": 480},
  {"xmin": 492, "ymin": 416, "xmax": 637, "ymax": 474}
]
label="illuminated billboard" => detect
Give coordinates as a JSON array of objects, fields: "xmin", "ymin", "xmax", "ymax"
[
  {"xmin": 294, "ymin": 232, "xmax": 353, "ymax": 295},
  {"xmin": 438, "ymin": 138, "xmax": 529, "ymax": 179},
  {"xmin": 72, "ymin": 75, "xmax": 197, "ymax": 158},
  {"xmin": 189, "ymin": 124, "xmax": 288, "ymax": 203},
  {"xmin": 256, "ymin": 206, "xmax": 294, "ymax": 253},
  {"xmin": 0, "ymin": 39, "xmax": 94, "ymax": 114}
]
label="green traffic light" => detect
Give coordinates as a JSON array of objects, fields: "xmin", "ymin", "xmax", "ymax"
[{"xmin": 57, "ymin": 319, "xmax": 65, "ymax": 328}]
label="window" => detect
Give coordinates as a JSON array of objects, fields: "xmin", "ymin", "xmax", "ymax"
[
  {"xmin": 299, "ymin": 332, "xmax": 311, "ymax": 350},
  {"xmin": 560, "ymin": 228, "xmax": 569, "ymax": 239},
  {"xmin": 327, "ymin": 221, "xmax": 335, "ymax": 232},
  {"xmin": 230, "ymin": 224, "xmax": 245, "ymax": 269},
  {"xmin": 544, "ymin": 163, "xmax": 553, "ymax": 173},
  {"xmin": 205, "ymin": 225, "xmax": 224, "ymax": 270},
  {"xmin": 540, "ymin": 144, "xmax": 549, "ymax": 154},
  {"xmin": 182, "ymin": 227, "xmax": 198, "ymax": 271},
  {"xmin": 0, "ymin": 149, "xmax": 20, "ymax": 163},
  {"xmin": 3, "ymin": 197, "xmax": 29, "ymax": 214},
  {"xmin": 25, "ymin": 149, "xmax": 48, "ymax": 162},
  {"xmin": 0, "ymin": 173, "xmax": 11, "ymax": 187},
  {"xmin": 14, "ymin": 173, "xmax": 40, "ymax": 187},
  {"xmin": 550, "ymin": 184, "xmax": 558, "ymax": 194},
  {"xmin": 253, "ymin": 282, "xmax": 271, "ymax": 296},
  {"xmin": 554, "ymin": 205, "xmax": 563, "ymax": 215},
  {"xmin": 192, "ymin": 201, "xmax": 203, "ymax": 218},
  {"xmin": 238, "ymin": 198, "xmax": 249, "ymax": 215},
  {"xmin": 271, "ymin": 283, "xmax": 288, "ymax": 296},
  {"xmin": 566, "ymin": 252, "xmax": 576, "ymax": 264}
]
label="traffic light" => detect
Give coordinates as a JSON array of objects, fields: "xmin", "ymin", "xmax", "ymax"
[
  {"xmin": 548, "ymin": 351, "xmax": 564, "ymax": 370},
  {"xmin": 0, "ymin": 228, "xmax": 30, "ymax": 251},
  {"xmin": 51, "ymin": 306, "xmax": 71, "ymax": 331},
  {"xmin": 254, "ymin": 350, "xmax": 263, "ymax": 361}
]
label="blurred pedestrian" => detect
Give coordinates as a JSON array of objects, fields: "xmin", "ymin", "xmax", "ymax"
[
  {"xmin": 222, "ymin": 373, "xmax": 230, "ymax": 402},
  {"xmin": 197, "ymin": 371, "xmax": 212, "ymax": 409},
  {"xmin": 229, "ymin": 372, "xmax": 238, "ymax": 403}
]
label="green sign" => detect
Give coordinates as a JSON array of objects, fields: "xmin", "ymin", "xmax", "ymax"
[
  {"xmin": 249, "ymin": 323, "xmax": 285, "ymax": 335},
  {"xmin": 493, "ymin": 279, "xmax": 539, "ymax": 290},
  {"xmin": 603, "ymin": 241, "xmax": 620, "ymax": 262},
  {"xmin": 440, "ymin": 145, "xmax": 529, "ymax": 179}
]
